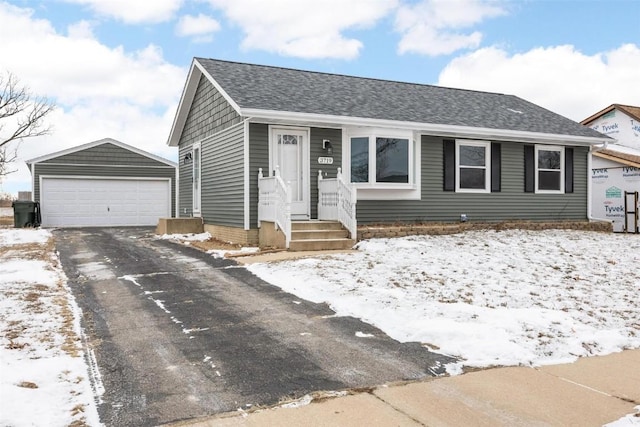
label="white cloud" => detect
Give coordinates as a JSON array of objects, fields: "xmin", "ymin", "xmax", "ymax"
[
  {"xmin": 62, "ymin": 0, "xmax": 184, "ymax": 24},
  {"xmin": 0, "ymin": 3, "xmax": 183, "ymax": 194},
  {"xmin": 206, "ymin": 0, "xmax": 398, "ymax": 59},
  {"xmin": 175, "ymin": 13, "xmax": 221, "ymax": 43},
  {"xmin": 437, "ymin": 44, "xmax": 640, "ymax": 122},
  {"xmin": 66, "ymin": 20, "xmax": 95, "ymax": 39},
  {"xmin": 395, "ymin": 0, "xmax": 506, "ymax": 56}
]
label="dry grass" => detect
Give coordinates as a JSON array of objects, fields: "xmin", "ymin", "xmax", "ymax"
[
  {"xmin": 1, "ymin": 237, "xmax": 81, "ymax": 357},
  {"xmin": 189, "ymin": 238, "xmax": 245, "ymax": 252},
  {"xmin": 17, "ymin": 381, "xmax": 39, "ymax": 389}
]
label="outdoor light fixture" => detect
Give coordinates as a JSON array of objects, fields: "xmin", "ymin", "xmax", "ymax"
[
  {"xmin": 322, "ymin": 139, "xmax": 333, "ymax": 155},
  {"xmin": 183, "ymin": 152, "xmax": 192, "ymax": 164}
]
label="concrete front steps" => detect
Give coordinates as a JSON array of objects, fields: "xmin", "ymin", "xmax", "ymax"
[{"xmin": 289, "ymin": 221, "xmax": 356, "ymax": 251}]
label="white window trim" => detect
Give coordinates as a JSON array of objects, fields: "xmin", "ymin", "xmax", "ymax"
[
  {"xmin": 455, "ymin": 139, "xmax": 491, "ymax": 193},
  {"xmin": 344, "ymin": 127, "xmax": 420, "ymax": 200},
  {"xmin": 192, "ymin": 142, "xmax": 202, "ymax": 216},
  {"xmin": 535, "ymin": 145, "xmax": 565, "ymax": 194}
]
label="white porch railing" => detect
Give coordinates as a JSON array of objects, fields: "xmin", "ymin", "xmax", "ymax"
[
  {"xmin": 258, "ymin": 167, "xmax": 292, "ymax": 248},
  {"xmin": 318, "ymin": 168, "xmax": 357, "ymax": 239}
]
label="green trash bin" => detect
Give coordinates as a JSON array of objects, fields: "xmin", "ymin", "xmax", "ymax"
[{"xmin": 12, "ymin": 201, "xmax": 41, "ymax": 228}]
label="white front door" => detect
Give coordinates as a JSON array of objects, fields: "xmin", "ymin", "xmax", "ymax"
[{"xmin": 271, "ymin": 127, "xmax": 310, "ymax": 219}]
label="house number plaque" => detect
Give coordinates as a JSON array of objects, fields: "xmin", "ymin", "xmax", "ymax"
[{"xmin": 318, "ymin": 157, "xmax": 333, "ymax": 164}]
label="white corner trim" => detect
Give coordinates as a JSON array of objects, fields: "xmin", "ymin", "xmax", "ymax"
[{"xmin": 243, "ymin": 120, "xmax": 250, "ymax": 230}]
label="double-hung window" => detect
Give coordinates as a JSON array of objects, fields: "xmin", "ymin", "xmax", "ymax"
[
  {"xmin": 347, "ymin": 129, "xmax": 418, "ymax": 200},
  {"xmin": 535, "ymin": 145, "xmax": 564, "ymax": 193},
  {"xmin": 456, "ymin": 140, "xmax": 491, "ymax": 192}
]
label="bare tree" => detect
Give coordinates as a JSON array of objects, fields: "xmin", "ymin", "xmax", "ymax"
[{"xmin": 0, "ymin": 71, "xmax": 55, "ymax": 176}]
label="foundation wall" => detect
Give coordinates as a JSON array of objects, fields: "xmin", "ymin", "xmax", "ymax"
[
  {"xmin": 156, "ymin": 218, "xmax": 204, "ymax": 235},
  {"xmin": 358, "ymin": 220, "xmax": 613, "ymax": 240},
  {"xmin": 204, "ymin": 223, "xmax": 259, "ymax": 245}
]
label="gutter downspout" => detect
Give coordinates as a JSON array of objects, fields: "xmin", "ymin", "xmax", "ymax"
[{"xmin": 587, "ymin": 144, "xmax": 614, "ymax": 224}]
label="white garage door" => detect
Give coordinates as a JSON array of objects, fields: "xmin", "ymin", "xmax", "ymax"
[{"xmin": 41, "ymin": 177, "xmax": 171, "ymax": 227}]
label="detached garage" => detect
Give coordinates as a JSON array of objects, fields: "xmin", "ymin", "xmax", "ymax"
[{"xmin": 27, "ymin": 138, "xmax": 177, "ymax": 227}]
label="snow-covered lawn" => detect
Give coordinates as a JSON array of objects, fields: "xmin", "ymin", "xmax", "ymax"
[
  {"xmin": 247, "ymin": 229, "xmax": 640, "ymax": 371},
  {"xmin": 0, "ymin": 228, "xmax": 100, "ymax": 427}
]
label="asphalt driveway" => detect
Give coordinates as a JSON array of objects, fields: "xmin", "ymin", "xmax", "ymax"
[{"xmin": 54, "ymin": 227, "xmax": 453, "ymax": 426}]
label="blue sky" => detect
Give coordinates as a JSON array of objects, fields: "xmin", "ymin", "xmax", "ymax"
[{"xmin": 0, "ymin": 0, "xmax": 639, "ymax": 194}]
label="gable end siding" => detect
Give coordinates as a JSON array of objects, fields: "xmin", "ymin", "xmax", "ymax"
[
  {"xmin": 355, "ymin": 135, "xmax": 588, "ymax": 224},
  {"xmin": 177, "ymin": 74, "xmax": 243, "ymax": 217},
  {"xmin": 40, "ymin": 143, "xmax": 169, "ymax": 167}
]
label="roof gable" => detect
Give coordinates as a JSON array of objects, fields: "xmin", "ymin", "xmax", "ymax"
[
  {"xmin": 581, "ymin": 104, "xmax": 640, "ymax": 125},
  {"xmin": 27, "ymin": 138, "xmax": 177, "ymax": 167}
]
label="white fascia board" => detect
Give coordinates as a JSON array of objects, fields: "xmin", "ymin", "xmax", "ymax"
[
  {"xmin": 26, "ymin": 137, "xmax": 177, "ymax": 167},
  {"xmin": 167, "ymin": 61, "xmax": 201, "ymax": 147},
  {"xmin": 241, "ymin": 108, "xmax": 611, "ymax": 147}
]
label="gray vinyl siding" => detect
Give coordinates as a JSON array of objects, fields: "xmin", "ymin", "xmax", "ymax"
[
  {"xmin": 32, "ymin": 164, "xmax": 176, "ymax": 215},
  {"xmin": 310, "ymin": 128, "xmax": 342, "ymax": 219},
  {"xmin": 248, "ymin": 123, "xmax": 268, "ymax": 228},
  {"xmin": 177, "ymin": 74, "xmax": 243, "ymax": 217},
  {"xmin": 39, "ymin": 143, "xmax": 165, "ymax": 167},
  {"xmin": 201, "ymin": 123, "xmax": 245, "ymax": 227},
  {"xmin": 247, "ymin": 124, "xmax": 342, "ymax": 228},
  {"xmin": 356, "ymin": 135, "xmax": 589, "ymax": 224}
]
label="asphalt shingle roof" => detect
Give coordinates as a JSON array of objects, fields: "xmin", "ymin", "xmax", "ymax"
[{"xmin": 196, "ymin": 58, "xmax": 605, "ymax": 139}]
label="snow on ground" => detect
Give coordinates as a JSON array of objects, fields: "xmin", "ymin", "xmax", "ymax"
[
  {"xmin": 605, "ymin": 407, "xmax": 640, "ymax": 426},
  {"xmin": 207, "ymin": 246, "xmax": 260, "ymax": 259},
  {"xmin": 247, "ymin": 229, "xmax": 640, "ymax": 371},
  {"xmin": 0, "ymin": 228, "xmax": 101, "ymax": 427},
  {"xmin": 158, "ymin": 231, "xmax": 212, "ymax": 242}
]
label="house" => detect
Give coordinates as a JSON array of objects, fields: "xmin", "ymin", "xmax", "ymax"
[
  {"xmin": 581, "ymin": 104, "xmax": 640, "ymax": 233},
  {"xmin": 27, "ymin": 138, "xmax": 177, "ymax": 227},
  {"xmin": 167, "ymin": 58, "xmax": 610, "ymax": 249}
]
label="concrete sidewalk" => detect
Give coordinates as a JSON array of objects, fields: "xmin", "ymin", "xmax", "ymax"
[{"xmin": 168, "ymin": 350, "xmax": 640, "ymax": 427}]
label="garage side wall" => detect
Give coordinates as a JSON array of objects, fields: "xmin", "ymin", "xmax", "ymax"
[{"xmin": 33, "ymin": 164, "xmax": 176, "ymax": 216}]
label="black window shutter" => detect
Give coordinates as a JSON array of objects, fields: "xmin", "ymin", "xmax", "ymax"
[
  {"xmin": 491, "ymin": 142, "xmax": 501, "ymax": 192},
  {"xmin": 524, "ymin": 145, "xmax": 535, "ymax": 193},
  {"xmin": 565, "ymin": 147, "xmax": 574, "ymax": 193},
  {"xmin": 443, "ymin": 139, "xmax": 455, "ymax": 191}
]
